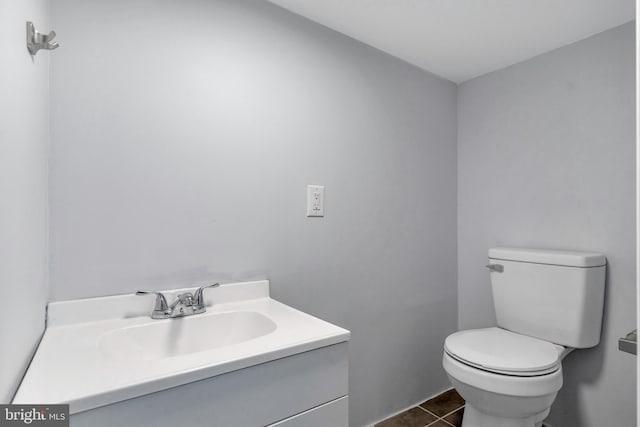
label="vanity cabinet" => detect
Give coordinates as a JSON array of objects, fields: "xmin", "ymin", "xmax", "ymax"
[
  {"xmin": 70, "ymin": 342, "xmax": 348, "ymax": 427},
  {"xmin": 15, "ymin": 281, "xmax": 350, "ymax": 427}
]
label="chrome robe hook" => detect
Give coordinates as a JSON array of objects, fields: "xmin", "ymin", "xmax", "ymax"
[{"xmin": 27, "ymin": 21, "xmax": 59, "ymax": 55}]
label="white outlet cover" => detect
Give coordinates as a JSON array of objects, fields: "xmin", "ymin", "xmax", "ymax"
[{"xmin": 306, "ymin": 185, "xmax": 324, "ymax": 217}]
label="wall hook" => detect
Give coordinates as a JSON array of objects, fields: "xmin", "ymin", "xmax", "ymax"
[{"xmin": 27, "ymin": 21, "xmax": 59, "ymax": 55}]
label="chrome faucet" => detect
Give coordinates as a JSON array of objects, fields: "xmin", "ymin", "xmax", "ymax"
[{"xmin": 136, "ymin": 283, "xmax": 220, "ymax": 319}]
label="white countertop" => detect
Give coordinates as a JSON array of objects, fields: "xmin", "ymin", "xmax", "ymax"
[{"xmin": 13, "ymin": 280, "xmax": 350, "ymax": 414}]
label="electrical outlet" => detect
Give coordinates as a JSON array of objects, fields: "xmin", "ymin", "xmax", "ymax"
[{"xmin": 306, "ymin": 185, "xmax": 324, "ymax": 217}]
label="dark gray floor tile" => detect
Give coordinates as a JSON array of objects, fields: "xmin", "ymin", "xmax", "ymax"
[
  {"xmin": 443, "ymin": 407, "xmax": 464, "ymax": 427},
  {"xmin": 420, "ymin": 389, "xmax": 465, "ymax": 417}
]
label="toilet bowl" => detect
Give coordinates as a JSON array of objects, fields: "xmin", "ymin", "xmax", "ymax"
[
  {"xmin": 443, "ymin": 247, "xmax": 606, "ymax": 427},
  {"xmin": 442, "ymin": 327, "xmax": 567, "ymax": 427}
]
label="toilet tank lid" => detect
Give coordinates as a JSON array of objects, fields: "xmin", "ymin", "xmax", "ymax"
[{"xmin": 488, "ymin": 247, "xmax": 606, "ymax": 267}]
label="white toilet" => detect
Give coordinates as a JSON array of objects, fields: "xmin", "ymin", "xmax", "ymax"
[{"xmin": 443, "ymin": 247, "xmax": 606, "ymax": 427}]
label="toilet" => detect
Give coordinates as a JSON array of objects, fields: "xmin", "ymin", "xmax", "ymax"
[{"xmin": 443, "ymin": 247, "xmax": 606, "ymax": 427}]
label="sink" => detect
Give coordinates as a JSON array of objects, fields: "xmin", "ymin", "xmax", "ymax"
[
  {"xmin": 13, "ymin": 280, "xmax": 350, "ymax": 414},
  {"xmin": 99, "ymin": 311, "xmax": 277, "ymax": 361}
]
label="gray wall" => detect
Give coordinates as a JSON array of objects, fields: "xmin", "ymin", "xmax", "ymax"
[
  {"xmin": 49, "ymin": 1, "xmax": 458, "ymax": 425},
  {"xmin": 458, "ymin": 23, "xmax": 636, "ymax": 427},
  {"xmin": 0, "ymin": 0, "xmax": 50, "ymax": 402}
]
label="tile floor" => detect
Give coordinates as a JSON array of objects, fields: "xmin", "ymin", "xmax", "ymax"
[{"xmin": 375, "ymin": 389, "xmax": 465, "ymax": 427}]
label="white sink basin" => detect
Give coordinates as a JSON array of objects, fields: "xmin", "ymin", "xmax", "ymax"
[
  {"xmin": 13, "ymin": 280, "xmax": 350, "ymax": 414},
  {"xmin": 100, "ymin": 311, "xmax": 277, "ymax": 361}
]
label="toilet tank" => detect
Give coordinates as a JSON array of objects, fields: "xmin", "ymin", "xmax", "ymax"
[{"xmin": 488, "ymin": 247, "xmax": 606, "ymax": 348}]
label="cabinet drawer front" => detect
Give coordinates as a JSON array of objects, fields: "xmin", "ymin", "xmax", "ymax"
[
  {"xmin": 269, "ymin": 396, "xmax": 348, "ymax": 427},
  {"xmin": 71, "ymin": 343, "xmax": 348, "ymax": 427}
]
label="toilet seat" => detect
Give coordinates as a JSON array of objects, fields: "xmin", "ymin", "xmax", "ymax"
[
  {"xmin": 444, "ymin": 327, "xmax": 564, "ymax": 377},
  {"xmin": 443, "ymin": 351, "xmax": 563, "ymax": 399}
]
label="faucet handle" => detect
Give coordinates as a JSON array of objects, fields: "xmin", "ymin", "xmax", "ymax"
[
  {"xmin": 136, "ymin": 290, "xmax": 170, "ymax": 314},
  {"xmin": 193, "ymin": 283, "xmax": 220, "ymax": 307}
]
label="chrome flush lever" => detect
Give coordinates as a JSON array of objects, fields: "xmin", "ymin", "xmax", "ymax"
[{"xmin": 485, "ymin": 264, "xmax": 504, "ymax": 273}]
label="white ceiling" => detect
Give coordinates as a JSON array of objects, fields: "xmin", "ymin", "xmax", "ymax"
[{"xmin": 268, "ymin": 0, "xmax": 635, "ymax": 83}]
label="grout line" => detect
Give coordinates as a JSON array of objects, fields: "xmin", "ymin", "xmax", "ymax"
[
  {"xmin": 439, "ymin": 404, "xmax": 465, "ymax": 419},
  {"xmin": 370, "ymin": 388, "xmax": 455, "ymax": 426},
  {"xmin": 416, "ymin": 403, "xmax": 465, "ymax": 420},
  {"xmin": 416, "ymin": 405, "xmax": 441, "ymax": 427},
  {"xmin": 375, "ymin": 389, "xmax": 466, "ymax": 427},
  {"xmin": 419, "ymin": 405, "xmax": 466, "ymax": 427},
  {"xmin": 416, "ymin": 405, "xmax": 439, "ymax": 418}
]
